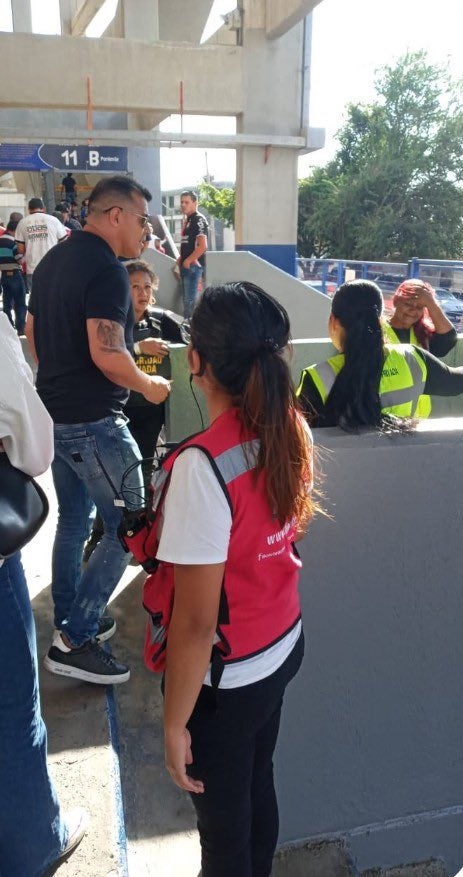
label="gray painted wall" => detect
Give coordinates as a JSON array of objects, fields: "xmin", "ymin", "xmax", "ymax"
[
  {"xmin": 144, "ymin": 248, "xmax": 331, "ymax": 341},
  {"xmin": 275, "ymin": 423, "xmax": 463, "ymax": 875}
]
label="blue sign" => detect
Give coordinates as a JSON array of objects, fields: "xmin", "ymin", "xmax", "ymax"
[
  {"xmin": 0, "ymin": 144, "xmax": 48, "ymax": 171},
  {"xmin": 0, "ymin": 144, "xmax": 128, "ymax": 173}
]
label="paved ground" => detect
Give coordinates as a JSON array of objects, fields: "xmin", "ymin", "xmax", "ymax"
[{"xmin": 24, "ymin": 470, "xmax": 201, "ymax": 877}]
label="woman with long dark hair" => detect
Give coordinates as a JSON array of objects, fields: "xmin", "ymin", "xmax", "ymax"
[
  {"xmin": 297, "ymin": 279, "xmax": 463, "ymax": 430},
  {"xmin": 146, "ymin": 281, "xmax": 314, "ymax": 876}
]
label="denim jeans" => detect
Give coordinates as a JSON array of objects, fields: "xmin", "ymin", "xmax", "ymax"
[
  {"xmin": 181, "ymin": 264, "xmax": 203, "ymax": 318},
  {"xmin": 51, "ymin": 414, "xmax": 142, "ymax": 646},
  {"xmin": 1, "ymin": 271, "xmax": 27, "ymax": 334},
  {"xmin": 187, "ymin": 633, "xmax": 304, "ymax": 877},
  {"xmin": 0, "ymin": 553, "xmax": 67, "ymax": 876}
]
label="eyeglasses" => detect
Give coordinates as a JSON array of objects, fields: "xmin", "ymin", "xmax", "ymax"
[{"xmin": 102, "ymin": 206, "xmax": 150, "ymax": 228}]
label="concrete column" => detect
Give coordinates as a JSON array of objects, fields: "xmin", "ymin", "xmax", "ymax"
[
  {"xmin": 127, "ymin": 145, "xmax": 162, "ymax": 214},
  {"xmin": 59, "ymin": 0, "xmax": 79, "ymax": 36},
  {"xmin": 235, "ymin": 17, "xmax": 306, "ymax": 275},
  {"xmin": 42, "ymin": 170, "xmax": 56, "ymax": 212},
  {"xmin": 122, "ymin": 0, "xmax": 159, "ymax": 40},
  {"xmin": 11, "ymin": 0, "xmax": 32, "ymax": 33},
  {"xmin": 122, "ymin": 0, "xmax": 161, "ymax": 215}
]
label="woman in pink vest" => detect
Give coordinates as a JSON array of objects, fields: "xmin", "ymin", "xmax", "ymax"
[{"xmin": 157, "ymin": 281, "xmax": 315, "ymax": 876}]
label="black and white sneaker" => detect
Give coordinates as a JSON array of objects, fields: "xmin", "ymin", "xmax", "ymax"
[
  {"xmin": 95, "ymin": 614, "xmax": 117, "ymax": 642},
  {"xmin": 44, "ymin": 632, "xmax": 130, "ymax": 685}
]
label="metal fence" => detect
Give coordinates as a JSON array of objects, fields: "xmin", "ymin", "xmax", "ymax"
[{"xmin": 297, "ymin": 257, "xmax": 463, "ymax": 313}]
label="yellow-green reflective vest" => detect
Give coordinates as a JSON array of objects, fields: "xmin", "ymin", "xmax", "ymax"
[
  {"xmin": 382, "ymin": 323, "xmax": 431, "ymax": 417},
  {"xmin": 298, "ymin": 344, "xmax": 428, "ymax": 419}
]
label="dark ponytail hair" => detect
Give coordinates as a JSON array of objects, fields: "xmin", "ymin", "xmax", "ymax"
[
  {"xmin": 190, "ymin": 282, "xmax": 314, "ymax": 527},
  {"xmin": 325, "ymin": 280, "xmax": 402, "ymax": 431}
]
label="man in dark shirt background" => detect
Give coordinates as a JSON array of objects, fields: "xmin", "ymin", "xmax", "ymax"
[
  {"xmin": 56, "ymin": 201, "xmax": 82, "ymax": 232},
  {"xmin": 25, "ymin": 175, "xmax": 171, "ymax": 685},
  {"xmin": 177, "ymin": 189, "xmax": 208, "ymax": 318},
  {"xmin": 61, "ymin": 172, "xmax": 77, "ymax": 203}
]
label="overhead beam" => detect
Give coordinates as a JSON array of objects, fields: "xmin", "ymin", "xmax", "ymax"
[
  {"xmin": 0, "ymin": 127, "xmax": 326, "ymax": 151},
  {"xmin": 266, "ymin": 0, "xmax": 323, "ymax": 39},
  {"xmin": 71, "ymin": 0, "xmax": 107, "ymax": 36},
  {"xmin": 0, "ymin": 33, "xmax": 242, "ymax": 115}
]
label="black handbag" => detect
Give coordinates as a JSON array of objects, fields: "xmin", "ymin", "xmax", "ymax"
[{"xmin": 0, "ymin": 452, "xmax": 49, "ymax": 559}]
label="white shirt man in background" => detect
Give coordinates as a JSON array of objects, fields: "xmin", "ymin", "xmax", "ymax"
[{"xmin": 15, "ymin": 197, "xmax": 67, "ymax": 292}]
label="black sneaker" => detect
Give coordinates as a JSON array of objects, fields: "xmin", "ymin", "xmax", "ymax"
[
  {"xmin": 96, "ymin": 614, "xmax": 116, "ymax": 642},
  {"xmin": 44, "ymin": 634, "xmax": 130, "ymax": 685}
]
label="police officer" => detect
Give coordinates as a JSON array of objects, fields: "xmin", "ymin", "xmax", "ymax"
[{"xmin": 296, "ymin": 279, "xmax": 463, "ymax": 430}]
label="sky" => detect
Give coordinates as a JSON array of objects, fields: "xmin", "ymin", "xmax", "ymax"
[{"xmin": 1, "ymin": 0, "xmax": 462, "ymax": 189}]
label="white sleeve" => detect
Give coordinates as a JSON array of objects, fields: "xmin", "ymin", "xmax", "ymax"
[
  {"xmin": 156, "ymin": 447, "xmax": 232, "ymax": 564},
  {"xmin": 0, "ymin": 315, "xmax": 54, "ymax": 475},
  {"xmin": 54, "ymin": 217, "xmax": 68, "ymax": 239}
]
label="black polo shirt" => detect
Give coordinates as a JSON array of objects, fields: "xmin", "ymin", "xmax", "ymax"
[
  {"xmin": 28, "ymin": 231, "xmax": 134, "ymax": 423},
  {"xmin": 180, "ymin": 211, "xmax": 208, "ymax": 267}
]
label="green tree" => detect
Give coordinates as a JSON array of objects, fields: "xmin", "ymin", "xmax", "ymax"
[
  {"xmin": 199, "ymin": 182, "xmax": 235, "ymax": 228},
  {"xmin": 298, "ymin": 51, "xmax": 463, "ymax": 261}
]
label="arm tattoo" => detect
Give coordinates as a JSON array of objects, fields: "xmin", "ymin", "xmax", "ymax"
[{"xmin": 93, "ymin": 319, "xmax": 126, "ymax": 354}]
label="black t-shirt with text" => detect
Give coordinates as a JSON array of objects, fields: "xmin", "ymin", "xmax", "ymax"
[
  {"xmin": 28, "ymin": 231, "xmax": 134, "ymax": 423},
  {"xmin": 180, "ymin": 211, "xmax": 208, "ymax": 267}
]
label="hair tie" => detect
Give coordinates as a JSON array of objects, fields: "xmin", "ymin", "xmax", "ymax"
[{"xmin": 261, "ymin": 337, "xmax": 280, "ymax": 353}]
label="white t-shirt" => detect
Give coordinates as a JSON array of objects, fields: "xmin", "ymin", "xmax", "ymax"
[
  {"xmin": 156, "ymin": 447, "xmax": 303, "ymax": 688},
  {"xmin": 15, "ymin": 212, "xmax": 67, "ymax": 274},
  {"xmin": 0, "ymin": 313, "xmax": 54, "ymax": 476}
]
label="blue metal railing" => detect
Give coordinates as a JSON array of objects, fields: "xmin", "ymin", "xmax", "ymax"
[{"xmin": 297, "ymin": 257, "xmax": 463, "ymax": 299}]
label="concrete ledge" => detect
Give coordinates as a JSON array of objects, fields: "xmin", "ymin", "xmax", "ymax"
[
  {"xmin": 273, "ymin": 839, "xmax": 359, "ymax": 876},
  {"xmin": 362, "ymin": 860, "xmax": 448, "ymax": 877}
]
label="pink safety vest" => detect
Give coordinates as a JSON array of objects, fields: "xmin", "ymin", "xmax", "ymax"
[{"xmin": 142, "ymin": 407, "xmax": 302, "ymax": 682}]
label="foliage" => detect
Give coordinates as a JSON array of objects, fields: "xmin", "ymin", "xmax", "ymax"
[
  {"xmin": 297, "ymin": 51, "xmax": 463, "ymax": 260},
  {"xmin": 199, "ymin": 182, "xmax": 235, "ymax": 228}
]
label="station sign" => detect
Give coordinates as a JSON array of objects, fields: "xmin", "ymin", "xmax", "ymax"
[{"xmin": 0, "ymin": 143, "xmax": 128, "ymax": 173}]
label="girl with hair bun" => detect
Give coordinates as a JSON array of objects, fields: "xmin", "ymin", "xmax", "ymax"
[
  {"xmin": 151, "ymin": 281, "xmax": 314, "ymax": 876},
  {"xmin": 297, "ymin": 279, "xmax": 463, "ymax": 430}
]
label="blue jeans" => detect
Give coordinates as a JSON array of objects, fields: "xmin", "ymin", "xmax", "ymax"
[
  {"xmin": 181, "ymin": 264, "xmax": 203, "ymax": 318},
  {"xmin": 1, "ymin": 271, "xmax": 27, "ymax": 334},
  {"xmin": 0, "ymin": 553, "xmax": 67, "ymax": 876},
  {"xmin": 51, "ymin": 415, "xmax": 142, "ymax": 646}
]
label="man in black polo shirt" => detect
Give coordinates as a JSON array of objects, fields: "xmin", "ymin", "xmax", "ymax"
[
  {"xmin": 177, "ymin": 189, "xmax": 208, "ymax": 318},
  {"xmin": 26, "ymin": 175, "xmax": 171, "ymax": 685}
]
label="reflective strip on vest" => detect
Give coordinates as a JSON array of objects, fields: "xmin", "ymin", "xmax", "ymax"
[
  {"xmin": 214, "ymin": 439, "xmax": 260, "ymax": 484},
  {"xmin": 312, "ymin": 360, "xmax": 338, "ymax": 399},
  {"xmin": 380, "ymin": 348, "xmax": 426, "ymax": 414},
  {"xmin": 383, "ymin": 324, "xmax": 431, "ymax": 416}
]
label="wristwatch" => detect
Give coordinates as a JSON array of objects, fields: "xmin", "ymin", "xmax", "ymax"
[{"xmin": 134, "ymin": 341, "xmax": 142, "ymax": 355}]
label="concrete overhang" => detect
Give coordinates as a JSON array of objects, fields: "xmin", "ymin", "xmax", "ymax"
[
  {"xmin": 266, "ymin": 0, "xmax": 324, "ymax": 38},
  {"xmin": 0, "ymin": 33, "xmax": 242, "ymax": 115}
]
